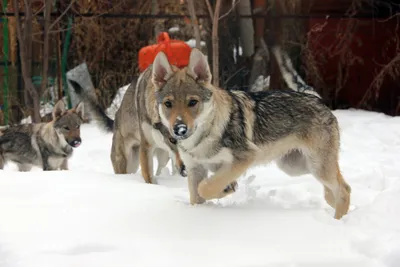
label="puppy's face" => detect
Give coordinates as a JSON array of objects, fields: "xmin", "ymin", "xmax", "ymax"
[
  {"xmin": 52, "ymin": 101, "xmax": 84, "ymax": 148},
  {"xmin": 152, "ymin": 49, "xmax": 213, "ymax": 140}
]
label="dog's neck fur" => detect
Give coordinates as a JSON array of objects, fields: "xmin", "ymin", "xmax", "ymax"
[{"xmin": 179, "ymin": 87, "xmax": 231, "ymax": 157}]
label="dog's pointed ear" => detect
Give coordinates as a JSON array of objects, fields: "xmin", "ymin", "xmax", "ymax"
[
  {"xmin": 187, "ymin": 48, "xmax": 212, "ymax": 84},
  {"xmin": 152, "ymin": 51, "xmax": 173, "ymax": 89},
  {"xmin": 74, "ymin": 102, "xmax": 84, "ymax": 119},
  {"xmin": 52, "ymin": 100, "xmax": 66, "ymax": 120}
]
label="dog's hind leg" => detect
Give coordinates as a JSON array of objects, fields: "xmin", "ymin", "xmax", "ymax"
[
  {"xmin": 155, "ymin": 148, "xmax": 169, "ymax": 176},
  {"xmin": 170, "ymin": 161, "xmax": 178, "ymax": 175},
  {"xmin": 126, "ymin": 145, "xmax": 140, "ymax": 174},
  {"xmin": 139, "ymin": 139, "xmax": 154, "ymax": 184},
  {"xmin": 286, "ymin": 150, "xmax": 339, "ymax": 209},
  {"xmin": 110, "ymin": 131, "xmax": 128, "ymax": 174},
  {"xmin": 310, "ymin": 160, "xmax": 351, "ymax": 220},
  {"xmin": 306, "ymin": 135, "xmax": 351, "ymax": 220}
]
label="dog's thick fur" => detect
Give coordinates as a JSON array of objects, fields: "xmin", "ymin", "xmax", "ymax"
[
  {"xmin": 267, "ymin": 39, "xmax": 321, "ymax": 98},
  {"xmin": 152, "ymin": 48, "xmax": 351, "ymax": 220},
  {"xmin": 0, "ymin": 100, "xmax": 84, "ymax": 171},
  {"xmin": 69, "ymin": 73, "xmax": 187, "ymax": 183}
]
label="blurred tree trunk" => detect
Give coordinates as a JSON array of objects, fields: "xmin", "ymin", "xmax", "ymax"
[
  {"xmin": 40, "ymin": 0, "xmax": 52, "ymax": 101},
  {"xmin": 211, "ymin": 0, "xmax": 221, "ymax": 87},
  {"xmin": 13, "ymin": 0, "xmax": 41, "ymax": 122}
]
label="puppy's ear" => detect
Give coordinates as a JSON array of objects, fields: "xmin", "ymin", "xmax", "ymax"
[
  {"xmin": 187, "ymin": 48, "xmax": 212, "ymax": 84},
  {"xmin": 152, "ymin": 51, "xmax": 173, "ymax": 89},
  {"xmin": 52, "ymin": 100, "xmax": 66, "ymax": 120},
  {"xmin": 74, "ymin": 102, "xmax": 84, "ymax": 119}
]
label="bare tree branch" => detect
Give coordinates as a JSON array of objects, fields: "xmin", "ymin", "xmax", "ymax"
[
  {"xmin": 204, "ymin": 0, "xmax": 213, "ymax": 21},
  {"xmin": 40, "ymin": 0, "xmax": 52, "ymax": 97},
  {"xmin": 48, "ymin": 0, "xmax": 75, "ymax": 31},
  {"xmin": 33, "ymin": 4, "xmax": 45, "ymax": 16},
  {"xmin": 219, "ymin": 0, "xmax": 241, "ymax": 20},
  {"xmin": 358, "ymin": 52, "xmax": 400, "ymax": 107},
  {"xmin": 212, "ymin": 0, "xmax": 222, "ymax": 86},
  {"xmin": 13, "ymin": 0, "xmax": 41, "ymax": 122},
  {"xmin": 187, "ymin": 0, "xmax": 201, "ymax": 49}
]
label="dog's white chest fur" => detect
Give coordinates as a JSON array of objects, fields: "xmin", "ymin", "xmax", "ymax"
[
  {"xmin": 179, "ymin": 142, "xmax": 233, "ymax": 170},
  {"xmin": 142, "ymin": 122, "xmax": 172, "ymax": 153}
]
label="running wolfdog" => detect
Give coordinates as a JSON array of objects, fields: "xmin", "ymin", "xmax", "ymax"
[
  {"xmin": 0, "ymin": 100, "xmax": 84, "ymax": 171},
  {"xmin": 151, "ymin": 47, "xmax": 351, "ymax": 219}
]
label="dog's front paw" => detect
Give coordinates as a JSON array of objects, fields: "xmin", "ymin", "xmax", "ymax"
[
  {"xmin": 223, "ymin": 181, "xmax": 238, "ymax": 194},
  {"xmin": 179, "ymin": 164, "xmax": 188, "ymax": 177},
  {"xmin": 190, "ymin": 196, "xmax": 206, "ymax": 205},
  {"xmin": 198, "ymin": 180, "xmax": 212, "ymax": 199}
]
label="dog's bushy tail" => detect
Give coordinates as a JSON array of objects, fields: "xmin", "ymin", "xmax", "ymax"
[
  {"xmin": 68, "ymin": 79, "xmax": 114, "ymax": 132},
  {"xmin": 265, "ymin": 37, "xmax": 321, "ymax": 98}
]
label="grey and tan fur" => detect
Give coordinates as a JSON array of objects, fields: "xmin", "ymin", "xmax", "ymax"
[
  {"xmin": 266, "ymin": 38, "xmax": 321, "ymax": 98},
  {"xmin": 0, "ymin": 100, "xmax": 84, "ymax": 171},
  {"xmin": 69, "ymin": 72, "xmax": 187, "ymax": 184},
  {"xmin": 151, "ymin": 48, "xmax": 351, "ymax": 220}
]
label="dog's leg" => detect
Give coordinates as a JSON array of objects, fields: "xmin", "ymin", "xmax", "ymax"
[
  {"xmin": 198, "ymin": 159, "xmax": 253, "ymax": 200},
  {"xmin": 170, "ymin": 160, "xmax": 178, "ymax": 175},
  {"xmin": 313, "ymin": 162, "xmax": 351, "ymax": 220},
  {"xmin": 41, "ymin": 154, "xmax": 52, "ymax": 171},
  {"xmin": 139, "ymin": 138, "xmax": 153, "ymax": 184},
  {"xmin": 331, "ymin": 165, "xmax": 351, "ymax": 219},
  {"xmin": 155, "ymin": 148, "xmax": 169, "ymax": 176},
  {"xmin": 0, "ymin": 155, "xmax": 4, "ymax": 169},
  {"xmin": 110, "ymin": 131, "xmax": 128, "ymax": 174},
  {"xmin": 126, "ymin": 145, "xmax": 140, "ymax": 174},
  {"xmin": 277, "ymin": 150, "xmax": 345, "ymax": 213},
  {"xmin": 188, "ymin": 165, "xmax": 208, "ymax": 204},
  {"xmin": 60, "ymin": 159, "xmax": 68, "ymax": 170},
  {"xmin": 307, "ymin": 146, "xmax": 351, "ymax": 220},
  {"xmin": 173, "ymin": 151, "xmax": 187, "ymax": 177},
  {"xmin": 17, "ymin": 163, "xmax": 32, "ymax": 172},
  {"xmin": 324, "ymin": 186, "xmax": 336, "ymax": 208}
]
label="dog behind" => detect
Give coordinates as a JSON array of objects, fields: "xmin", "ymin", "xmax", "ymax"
[
  {"xmin": 264, "ymin": 38, "xmax": 321, "ymax": 98},
  {"xmin": 69, "ymin": 73, "xmax": 186, "ymax": 183},
  {"xmin": 0, "ymin": 100, "xmax": 84, "ymax": 171},
  {"xmin": 151, "ymin": 48, "xmax": 351, "ymax": 220}
]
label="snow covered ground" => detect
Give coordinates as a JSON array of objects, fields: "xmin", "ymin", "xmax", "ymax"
[{"xmin": 0, "ymin": 109, "xmax": 399, "ymax": 267}]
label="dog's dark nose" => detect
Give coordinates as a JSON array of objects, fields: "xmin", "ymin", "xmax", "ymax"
[
  {"xmin": 173, "ymin": 123, "xmax": 187, "ymax": 137},
  {"xmin": 71, "ymin": 137, "xmax": 82, "ymax": 148}
]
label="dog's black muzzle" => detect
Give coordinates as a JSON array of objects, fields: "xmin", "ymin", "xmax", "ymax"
[
  {"xmin": 69, "ymin": 137, "xmax": 82, "ymax": 148},
  {"xmin": 173, "ymin": 123, "xmax": 188, "ymax": 137}
]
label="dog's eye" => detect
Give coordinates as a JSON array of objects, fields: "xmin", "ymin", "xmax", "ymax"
[
  {"xmin": 164, "ymin": 100, "xmax": 172, "ymax": 108},
  {"xmin": 188, "ymin": 99, "xmax": 198, "ymax": 107},
  {"xmin": 63, "ymin": 126, "xmax": 70, "ymax": 131}
]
